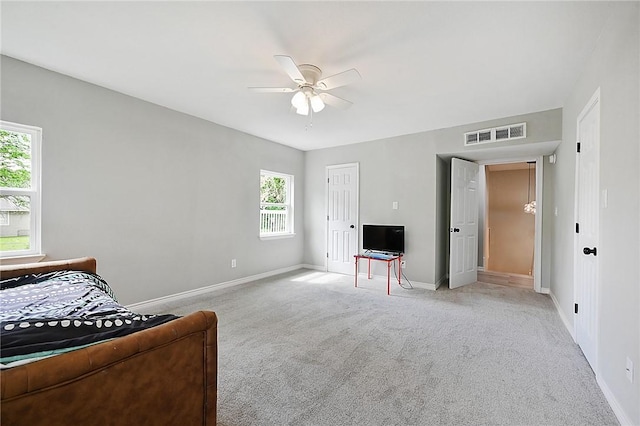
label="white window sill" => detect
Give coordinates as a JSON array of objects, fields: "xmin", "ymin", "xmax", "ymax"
[
  {"xmin": 260, "ymin": 233, "xmax": 296, "ymax": 241},
  {"xmin": 0, "ymin": 254, "xmax": 47, "ymax": 265}
]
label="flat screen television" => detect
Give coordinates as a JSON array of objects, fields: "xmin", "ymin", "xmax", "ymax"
[{"xmin": 362, "ymin": 224, "xmax": 405, "ymax": 254}]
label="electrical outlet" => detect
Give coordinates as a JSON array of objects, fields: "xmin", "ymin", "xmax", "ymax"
[
  {"xmin": 626, "ymin": 357, "xmax": 634, "ymax": 383},
  {"xmin": 231, "ymin": 259, "xmax": 237, "ymax": 268}
]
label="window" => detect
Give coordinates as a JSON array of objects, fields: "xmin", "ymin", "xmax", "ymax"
[
  {"xmin": 0, "ymin": 121, "xmax": 42, "ymax": 257},
  {"xmin": 260, "ymin": 170, "xmax": 294, "ymax": 237}
]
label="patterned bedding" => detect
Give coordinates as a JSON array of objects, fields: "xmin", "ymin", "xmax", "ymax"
[{"xmin": 0, "ymin": 270, "xmax": 177, "ymax": 361}]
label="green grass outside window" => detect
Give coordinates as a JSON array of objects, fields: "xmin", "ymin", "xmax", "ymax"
[{"xmin": 0, "ymin": 235, "xmax": 29, "ymax": 251}]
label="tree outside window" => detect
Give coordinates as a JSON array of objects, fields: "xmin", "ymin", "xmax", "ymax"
[
  {"xmin": 260, "ymin": 170, "xmax": 293, "ymax": 237},
  {"xmin": 0, "ymin": 122, "xmax": 41, "ymax": 256}
]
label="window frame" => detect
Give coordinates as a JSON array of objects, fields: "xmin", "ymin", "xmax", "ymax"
[
  {"xmin": 0, "ymin": 120, "xmax": 42, "ymax": 258},
  {"xmin": 259, "ymin": 170, "xmax": 294, "ymax": 239}
]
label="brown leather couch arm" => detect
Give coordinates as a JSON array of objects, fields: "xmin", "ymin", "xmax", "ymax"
[
  {"xmin": 0, "ymin": 257, "xmax": 97, "ymax": 279},
  {"xmin": 1, "ymin": 311, "xmax": 218, "ymax": 425}
]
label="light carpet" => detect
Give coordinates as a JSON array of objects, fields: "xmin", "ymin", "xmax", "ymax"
[{"xmin": 148, "ymin": 270, "xmax": 618, "ymax": 426}]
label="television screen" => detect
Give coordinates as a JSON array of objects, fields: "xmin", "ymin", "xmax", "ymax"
[{"xmin": 362, "ymin": 225, "xmax": 404, "ymax": 254}]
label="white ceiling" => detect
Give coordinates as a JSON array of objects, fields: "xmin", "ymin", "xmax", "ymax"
[{"xmin": 1, "ymin": 1, "xmax": 614, "ymax": 151}]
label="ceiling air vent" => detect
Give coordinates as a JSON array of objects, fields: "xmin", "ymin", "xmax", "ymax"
[
  {"xmin": 464, "ymin": 122, "xmax": 527, "ymax": 146},
  {"xmin": 495, "ymin": 128, "xmax": 509, "ymax": 140},
  {"xmin": 479, "ymin": 130, "xmax": 492, "ymax": 142}
]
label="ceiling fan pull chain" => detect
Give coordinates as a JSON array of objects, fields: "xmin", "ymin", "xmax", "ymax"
[{"xmin": 306, "ymin": 103, "xmax": 314, "ymax": 131}]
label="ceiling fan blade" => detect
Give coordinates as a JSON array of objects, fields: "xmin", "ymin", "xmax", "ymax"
[
  {"xmin": 317, "ymin": 68, "xmax": 361, "ymax": 90},
  {"xmin": 248, "ymin": 87, "xmax": 295, "ymax": 93},
  {"xmin": 274, "ymin": 55, "xmax": 307, "ymax": 84},
  {"xmin": 319, "ymin": 92, "xmax": 353, "ymax": 110}
]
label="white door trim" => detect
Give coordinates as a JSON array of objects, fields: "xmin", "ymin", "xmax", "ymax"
[
  {"xmin": 477, "ymin": 156, "xmax": 544, "ymax": 293},
  {"xmin": 573, "ymin": 87, "xmax": 601, "ymax": 373},
  {"xmin": 534, "ymin": 157, "xmax": 543, "ymax": 293},
  {"xmin": 325, "ymin": 163, "xmax": 360, "ymax": 273}
]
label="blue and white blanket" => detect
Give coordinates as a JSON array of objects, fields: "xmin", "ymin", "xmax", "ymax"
[{"xmin": 0, "ymin": 270, "xmax": 177, "ymax": 360}]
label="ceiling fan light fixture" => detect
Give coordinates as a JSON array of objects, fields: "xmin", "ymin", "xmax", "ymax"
[
  {"xmin": 291, "ymin": 91, "xmax": 306, "ymax": 109},
  {"xmin": 310, "ymin": 95, "xmax": 325, "ymax": 113},
  {"xmin": 523, "ymin": 162, "xmax": 536, "ymax": 215},
  {"xmin": 296, "ymin": 99, "xmax": 310, "ymax": 116},
  {"xmin": 251, "ymin": 55, "xmax": 360, "ymax": 117}
]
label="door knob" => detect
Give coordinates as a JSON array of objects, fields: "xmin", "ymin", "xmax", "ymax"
[
  {"xmin": 450, "ymin": 228, "xmax": 460, "ymax": 233},
  {"xmin": 350, "ymin": 225, "xmax": 355, "ymax": 229},
  {"xmin": 583, "ymin": 247, "xmax": 597, "ymax": 256}
]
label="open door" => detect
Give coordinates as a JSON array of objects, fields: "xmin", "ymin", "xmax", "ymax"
[{"xmin": 449, "ymin": 158, "xmax": 479, "ymax": 288}]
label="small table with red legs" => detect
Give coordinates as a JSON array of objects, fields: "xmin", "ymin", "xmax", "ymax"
[{"xmin": 354, "ymin": 253, "xmax": 402, "ymax": 295}]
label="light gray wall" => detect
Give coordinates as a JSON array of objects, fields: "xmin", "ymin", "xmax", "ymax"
[
  {"xmin": 540, "ymin": 158, "xmax": 553, "ymax": 291},
  {"xmin": 304, "ymin": 133, "xmax": 438, "ymax": 283},
  {"xmin": 1, "ymin": 56, "xmax": 305, "ymax": 305},
  {"xmin": 551, "ymin": 3, "xmax": 639, "ymax": 423},
  {"xmin": 304, "ymin": 108, "xmax": 562, "ymax": 287}
]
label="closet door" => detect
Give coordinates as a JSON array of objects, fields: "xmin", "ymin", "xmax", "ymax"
[{"xmin": 326, "ymin": 163, "xmax": 359, "ymax": 275}]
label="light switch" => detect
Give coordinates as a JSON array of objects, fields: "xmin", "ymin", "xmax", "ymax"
[{"xmin": 392, "ymin": 201, "xmax": 398, "ymax": 210}]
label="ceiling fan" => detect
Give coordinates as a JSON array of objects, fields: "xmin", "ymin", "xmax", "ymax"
[{"xmin": 249, "ymin": 55, "xmax": 361, "ymax": 116}]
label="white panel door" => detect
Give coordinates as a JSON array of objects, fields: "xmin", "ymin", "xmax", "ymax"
[
  {"xmin": 327, "ymin": 164, "xmax": 359, "ymax": 275},
  {"xmin": 575, "ymin": 90, "xmax": 600, "ymax": 371},
  {"xmin": 449, "ymin": 158, "xmax": 479, "ymax": 289}
]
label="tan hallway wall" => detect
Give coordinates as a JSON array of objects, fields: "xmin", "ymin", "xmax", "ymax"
[{"xmin": 486, "ymin": 165, "xmax": 535, "ymax": 275}]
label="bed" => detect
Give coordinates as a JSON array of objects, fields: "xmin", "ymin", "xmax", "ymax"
[{"xmin": 0, "ymin": 257, "xmax": 217, "ymax": 425}]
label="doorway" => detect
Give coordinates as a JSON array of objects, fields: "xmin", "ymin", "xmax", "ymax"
[
  {"xmin": 444, "ymin": 149, "xmax": 552, "ymax": 293},
  {"xmin": 479, "ymin": 161, "xmax": 538, "ymax": 290}
]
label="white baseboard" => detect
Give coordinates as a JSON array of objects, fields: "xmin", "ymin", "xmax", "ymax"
[
  {"xmin": 301, "ymin": 264, "xmax": 325, "ymax": 271},
  {"xmin": 357, "ymin": 272, "xmax": 438, "ymax": 291},
  {"xmin": 549, "ymin": 290, "xmax": 575, "ymax": 340},
  {"xmin": 538, "ymin": 287, "xmax": 550, "ymax": 294},
  {"xmin": 411, "ymin": 274, "xmax": 446, "ymax": 291},
  {"xmin": 435, "ymin": 275, "xmax": 446, "ymax": 290},
  {"xmin": 127, "ymin": 264, "xmax": 307, "ymax": 311},
  {"xmin": 411, "ymin": 280, "xmax": 438, "ymax": 291},
  {"xmin": 549, "ymin": 292, "xmax": 636, "ymax": 425},
  {"xmin": 597, "ymin": 376, "xmax": 635, "ymax": 426}
]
